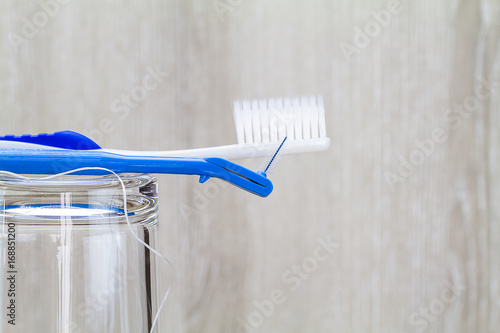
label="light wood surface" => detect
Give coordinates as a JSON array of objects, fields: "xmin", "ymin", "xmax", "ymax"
[{"xmin": 1, "ymin": 0, "xmax": 499, "ymax": 332}]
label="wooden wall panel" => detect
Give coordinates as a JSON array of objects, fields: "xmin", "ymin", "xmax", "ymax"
[{"xmin": 0, "ymin": 0, "xmax": 499, "ymax": 332}]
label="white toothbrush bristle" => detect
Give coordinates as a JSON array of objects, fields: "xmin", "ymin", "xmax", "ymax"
[
  {"xmin": 233, "ymin": 95, "xmax": 327, "ymax": 145},
  {"xmin": 233, "ymin": 101, "xmax": 245, "ymax": 144},
  {"xmin": 251, "ymin": 99, "xmax": 261, "ymax": 143},
  {"xmin": 242, "ymin": 100, "xmax": 253, "ymax": 144},
  {"xmin": 318, "ymin": 96, "xmax": 327, "ymax": 138},
  {"xmin": 302, "ymin": 96, "xmax": 311, "ymax": 139},
  {"xmin": 259, "ymin": 99, "xmax": 270, "ymax": 144}
]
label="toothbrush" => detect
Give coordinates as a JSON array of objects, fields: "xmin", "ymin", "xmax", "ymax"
[
  {"xmin": 108, "ymin": 95, "xmax": 329, "ymax": 158},
  {"xmin": 0, "ymin": 95, "xmax": 330, "ymax": 159},
  {"xmin": 0, "ymin": 95, "xmax": 329, "ymax": 197}
]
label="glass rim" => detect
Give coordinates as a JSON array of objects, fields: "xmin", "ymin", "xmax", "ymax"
[
  {"xmin": 0, "ymin": 173, "xmax": 156, "ymax": 192},
  {"xmin": 0, "ymin": 173, "xmax": 159, "ymax": 225}
]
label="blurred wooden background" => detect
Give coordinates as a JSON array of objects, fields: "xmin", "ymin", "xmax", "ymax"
[{"xmin": 1, "ymin": 0, "xmax": 500, "ymax": 332}]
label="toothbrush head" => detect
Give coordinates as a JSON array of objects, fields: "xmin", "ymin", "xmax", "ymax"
[{"xmin": 232, "ymin": 95, "xmax": 330, "ymax": 155}]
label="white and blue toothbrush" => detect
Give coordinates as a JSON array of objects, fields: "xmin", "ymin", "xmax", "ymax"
[{"xmin": 0, "ymin": 95, "xmax": 329, "ymax": 197}]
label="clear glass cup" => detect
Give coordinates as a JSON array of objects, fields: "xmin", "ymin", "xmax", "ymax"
[{"xmin": 0, "ymin": 173, "xmax": 159, "ymax": 333}]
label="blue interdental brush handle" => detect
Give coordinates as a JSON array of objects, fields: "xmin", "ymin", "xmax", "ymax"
[{"xmin": 0, "ymin": 149, "xmax": 273, "ymax": 197}]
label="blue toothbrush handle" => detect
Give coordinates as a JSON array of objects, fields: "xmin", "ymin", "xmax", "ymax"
[
  {"xmin": 0, "ymin": 149, "xmax": 273, "ymax": 197},
  {"xmin": 0, "ymin": 131, "xmax": 101, "ymax": 150}
]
